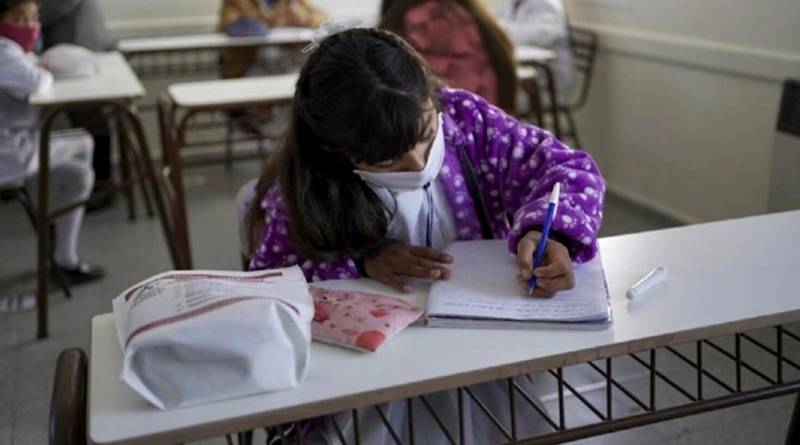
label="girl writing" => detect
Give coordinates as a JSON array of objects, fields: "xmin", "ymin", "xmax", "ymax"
[{"xmin": 245, "ymin": 27, "xmax": 604, "ymax": 298}]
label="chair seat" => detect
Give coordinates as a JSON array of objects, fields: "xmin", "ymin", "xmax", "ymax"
[{"xmin": 516, "ymin": 66, "xmax": 538, "ymax": 81}]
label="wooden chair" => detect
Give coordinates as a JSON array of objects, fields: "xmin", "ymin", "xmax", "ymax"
[
  {"xmin": 517, "ymin": 65, "xmax": 548, "ymax": 133},
  {"xmin": 49, "ymin": 348, "xmax": 88, "ymax": 445},
  {"xmin": 559, "ymin": 26, "xmax": 599, "ymax": 149},
  {"xmin": 519, "ymin": 27, "xmax": 598, "ymax": 148}
]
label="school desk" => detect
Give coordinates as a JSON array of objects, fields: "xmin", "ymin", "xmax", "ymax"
[
  {"xmin": 117, "ymin": 28, "xmax": 313, "ymax": 80},
  {"xmin": 28, "ymin": 52, "xmax": 178, "ymax": 339},
  {"xmin": 118, "ymin": 28, "xmax": 314, "ymax": 55},
  {"xmin": 87, "ymin": 210, "xmax": 800, "ymax": 444},
  {"xmin": 158, "ymin": 73, "xmax": 299, "ymax": 269},
  {"xmin": 514, "ymin": 46, "xmax": 556, "ymax": 65}
]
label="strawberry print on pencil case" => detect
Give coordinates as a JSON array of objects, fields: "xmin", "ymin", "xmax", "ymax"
[{"xmin": 311, "ymin": 287, "xmax": 423, "ymax": 352}]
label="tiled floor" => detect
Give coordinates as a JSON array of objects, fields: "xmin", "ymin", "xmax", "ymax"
[{"xmin": 0, "ymin": 161, "xmax": 794, "ymax": 444}]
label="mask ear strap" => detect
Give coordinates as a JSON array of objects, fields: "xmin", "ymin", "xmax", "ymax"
[{"xmin": 457, "ymin": 146, "xmax": 494, "ymax": 240}]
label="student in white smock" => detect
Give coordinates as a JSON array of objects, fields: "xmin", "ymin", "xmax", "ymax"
[
  {"xmin": 0, "ymin": 0, "xmax": 103, "ymax": 283},
  {"xmin": 495, "ymin": 0, "xmax": 575, "ymax": 100}
]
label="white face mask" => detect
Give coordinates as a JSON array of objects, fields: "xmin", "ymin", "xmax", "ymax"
[{"xmin": 354, "ymin": 113, "xmax": 445, "ymax": 192}]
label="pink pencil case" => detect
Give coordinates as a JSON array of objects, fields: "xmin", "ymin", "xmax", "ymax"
[{"xmin": 310, "ymin": 287, "xmax": 423, "ymax": 352}]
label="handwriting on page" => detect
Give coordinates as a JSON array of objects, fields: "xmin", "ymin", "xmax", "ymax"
[
  {"xmin": 435, "ymin": 297, "xmax": 605, "ymax": 321},
  {"xmin": 427, "ymin": 240, "xmax": 609, "ymax": 322}
]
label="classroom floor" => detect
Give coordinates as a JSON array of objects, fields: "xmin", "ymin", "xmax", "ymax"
[{"xmin": 0, "ymin": 160, "xmax": 795, "ymax": 444}]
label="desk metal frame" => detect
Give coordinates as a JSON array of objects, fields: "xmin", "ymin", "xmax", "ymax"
[
  {"xmin": 518, "ymin": 61, "xmax": 562, "ymax": 140},
  {"xmin": 157, "ymin": 95, "xmax": 291, "ymax": 270},
  {"xmin": 232, "ymin": 325, "xmax": 800, "ymax": 445},
  {"xmin": 123, "ymin": 43, "xmax": 307, "ymax": 81},
  {"xmin": 35, "ymin": 100, "xmax": 176, "ymax": 338}
]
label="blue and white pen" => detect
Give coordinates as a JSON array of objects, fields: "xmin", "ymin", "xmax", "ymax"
[{"xmin": 528, "ymin": 182, "xmax": 561, "ymax": 295}]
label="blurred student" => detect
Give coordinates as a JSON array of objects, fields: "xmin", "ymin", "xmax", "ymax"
[
  {"xmin": 218, "ymin": 0, "xmax": 326, "ymax": 78},
  {"xmin": 38, "ymin": 0, "xmax": 112, "ymax": 51},
  {"xmin": 495, "ymin": 0, "xmax": 574, "ymax": 98},
  {"xmin": 0, "ymin": 0, "xmax": 104, "ymax": 283},
  {"xmin": 380, "ymin": 0, "xmax": 517, "ymax": 112},
  {"xmin": 39, "ymin": 0, "xmax": 115, "ymax": 209}
]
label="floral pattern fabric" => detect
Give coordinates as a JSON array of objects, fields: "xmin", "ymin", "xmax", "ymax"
[
  {"xmin": 250, "ymin": 88, "xmax": 605, "ymax": 282},
  {"xmin": 403, "ymin": 0, "xmax": 500, "ymax": 107}
]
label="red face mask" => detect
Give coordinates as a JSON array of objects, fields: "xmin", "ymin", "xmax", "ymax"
[{"xmin": 0, "ymin": 22, "xmax": 40, "ymax": 53}]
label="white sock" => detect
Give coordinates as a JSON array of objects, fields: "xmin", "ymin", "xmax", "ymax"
[
  {"xmin": 53, "ymin": 206, "xmax": 84, "ymax": 269},
  {"xmin": 47, "ymin": 131, "xmax": 95, "ymax": 270}
]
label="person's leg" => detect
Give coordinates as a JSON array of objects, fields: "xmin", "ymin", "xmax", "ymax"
[
  {"xmin": 49, "ymin": 132, "xmax": 93, "ymax": 266},
  {"xmin": 36, "ymin": 131, "xmax": 105, "ymax": 283},
  {"xmin": 64, "ymin": 111, "xmax": 111, "ymax": 179},
  {"xmin": 65, "ymin": 109, "xmax": 113, "ymax": 210}
]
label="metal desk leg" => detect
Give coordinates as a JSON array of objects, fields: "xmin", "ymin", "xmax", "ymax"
[
  {"xmin": 521, "ymin": 77, "xmax": 545, "ymax": 128},
  {"xmin": 172, "ymin": 111, "xmax": 195, "ymax": 270},
  {"xmin": 539, "ymin": 63, "xmax": 562, "ymax": 140},
  {"xmin": 787, "ymin": 395, "xmax": 800, "ymax": 445},
  {"xmin": 116, "ymin": 112, "xmax": 137, "ymax": 220},
  {"xmin": 34, "ymin": 101, "xmax": 177, "ymax": 339},
  {"xmin": 156, "ymin": 100, "xmax": 193, "ymax": 269},
  {"xmin": 116, "ymin": 103, "xmax": 181, "ymax": 269},
  {"xmin": 36, "ymin": 106, "xmax": 64, "ymax": 339}
]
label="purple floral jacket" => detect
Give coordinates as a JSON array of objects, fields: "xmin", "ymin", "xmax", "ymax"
[{"xmin": 250, "ymin": 88, "xmax": 605, "ymax": 281}]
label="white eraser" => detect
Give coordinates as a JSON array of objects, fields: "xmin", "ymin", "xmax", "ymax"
[{"xmin": 626, "ymin": 267, "xmax": 668, "ymax": 300}]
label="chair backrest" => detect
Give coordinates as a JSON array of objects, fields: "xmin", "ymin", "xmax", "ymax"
[
  {"xmin": 567, "ymin": 26, "xmax": 599, "ymax": 111},
  {"xmin": 49, "ymin": 348, "xmax": 88, "ymax": 445}
]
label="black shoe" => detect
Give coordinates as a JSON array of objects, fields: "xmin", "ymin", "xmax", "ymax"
[
  {"xmin": 58, "ymin": 261, "xmax": 105, "ymax": 285},
  {"xmin": 86, "ymin": 187, "xmax": 114, "ymax": 213}
]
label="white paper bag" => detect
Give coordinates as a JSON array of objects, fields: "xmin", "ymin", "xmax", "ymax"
[
  {"xmin": 40, "ymin": 44, "xmax": 98, "ymax": 79},
  {"xmin": 112, "ymin": 266, "xmax": 313, "ymax": 409}
]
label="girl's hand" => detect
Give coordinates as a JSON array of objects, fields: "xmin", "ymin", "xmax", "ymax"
[
  {"xmin": 516, "ymin": 231, "xmax": 574, "ymax": 298},
  {"xmin": 364, "ymin": 242, "xmax": 453, "ymax": 293}
]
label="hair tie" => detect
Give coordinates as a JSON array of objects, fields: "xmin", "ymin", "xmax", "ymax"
[{"xmin": 302, "ymin": 18, "xmax": 363, "ymax": 53}]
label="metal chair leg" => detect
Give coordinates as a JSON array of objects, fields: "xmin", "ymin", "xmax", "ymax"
[
  {"xmin": 15, "ymin": 188, "xmax": 71, "ymax": 298},
  {"xmin": 116, "ymin": 114, "xmax": 137, "ymax": 221},
  {"xmin": 127, "ymin": 135, "xmax": 155, "ymax": 217},
  {"xmin": 564, "ymin": 109, "xmax": 582, "ymax": 150},
  {"xmin": 225, "ymin": 118, "xmax": 235, "ymax": 172}
]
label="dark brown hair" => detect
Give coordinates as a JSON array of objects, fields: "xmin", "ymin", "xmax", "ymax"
[
  {"xmin": 246, "ymin": 28, "xmax": 440, "ymax": 261},
  {"xmin": 379, "ymin": 0, "xmax": 517, "ymax": 112},
  {"xmin": 0, "ymin": 0, "xmax": 36, "ymax": 16}
]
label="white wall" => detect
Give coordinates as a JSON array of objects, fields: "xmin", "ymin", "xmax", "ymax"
[
  {"xmin": 99, "ymin": 0, "xmax": 219, "ymax": 38},
  {"xmin": 97, "ymin": 0, "xmax": 379, "ymax": 39},
  {"xmin": 564, "ymin": 0, "xmax": 800, "ymax": 222}
]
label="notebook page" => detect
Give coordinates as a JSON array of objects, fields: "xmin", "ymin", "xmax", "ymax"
[{"xmin": 427, "ymin": 240, "xmax": 609, "ymax": 322}]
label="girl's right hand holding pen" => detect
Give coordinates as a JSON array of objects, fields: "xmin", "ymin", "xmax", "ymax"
[
  {"xmin": 515, "ymin": 231, "xmax": 575, "ymax": 298},
  {"xmin": 364, "ymin": 242, "xmax": 453, "ymax": 293}
]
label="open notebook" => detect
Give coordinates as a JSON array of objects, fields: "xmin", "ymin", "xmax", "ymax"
[{"xmin": 426, "ymin": 240, "xmax": 612, "ymax": 329}]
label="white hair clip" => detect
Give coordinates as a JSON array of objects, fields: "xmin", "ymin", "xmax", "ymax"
[{"xmin": 302, "ymin": 18, "xmax": 363, "ymax": 53}]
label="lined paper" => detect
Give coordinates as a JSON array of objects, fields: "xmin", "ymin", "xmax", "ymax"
[{"xmin": 427, "ymin": 240, "xmax": 610, "ymax": 327}]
